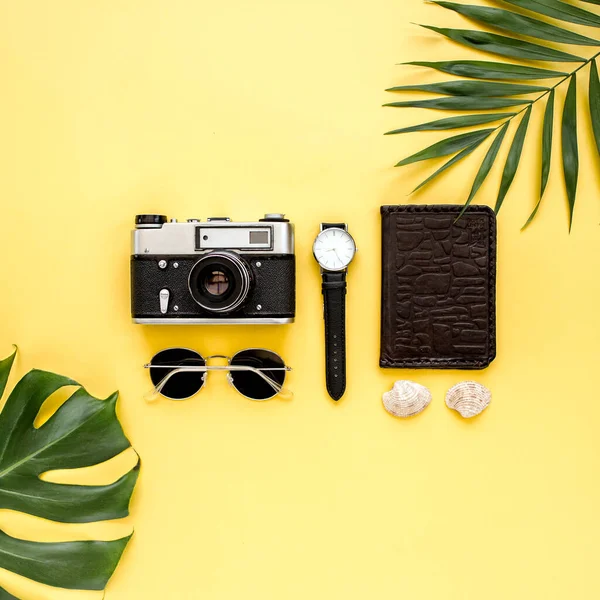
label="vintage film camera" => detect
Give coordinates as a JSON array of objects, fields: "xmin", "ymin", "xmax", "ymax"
[{"xmin": 131, "ymin": 214, "xmax": 295, "ymax": 324}]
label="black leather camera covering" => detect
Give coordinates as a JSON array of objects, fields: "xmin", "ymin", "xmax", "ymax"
[
  {"xmin": 131, "ymin": 254, "xmax": 295, "ymax": 319},
  {"xmin": 380, "ymin": 205, "xmax": 496, "ymax": 369}
]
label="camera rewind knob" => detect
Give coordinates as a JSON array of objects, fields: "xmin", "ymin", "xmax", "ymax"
[
  {"xmin": 136, "ymin": 214, "xmax": 167, "ymax": 229},
  {"xmin": 260, "ymin": 213, "xmax": 289, "ymax": 222}
]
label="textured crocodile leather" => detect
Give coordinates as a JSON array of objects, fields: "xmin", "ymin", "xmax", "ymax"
[{"xmin": 380, "ymin": 205, "xmax": 496, "ymax": 370}]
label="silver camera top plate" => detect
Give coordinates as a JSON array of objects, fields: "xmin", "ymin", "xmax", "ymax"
[{"xmin": 132, "ymin": 219, "xmax": 294, "ymax": 256}]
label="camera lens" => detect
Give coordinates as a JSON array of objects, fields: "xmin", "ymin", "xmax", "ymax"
[
  {"xmin": 203, "ymin": 270, "xmax": 230, "ymax": 296},
  {"xmin": 188, "ymin": 252, "xmax": 252, "ymax": 314}
]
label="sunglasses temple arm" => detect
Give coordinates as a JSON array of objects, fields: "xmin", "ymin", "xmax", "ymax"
[{"xmin": 235, "ymin": 366, "xmax": 293, "ymax": 400}]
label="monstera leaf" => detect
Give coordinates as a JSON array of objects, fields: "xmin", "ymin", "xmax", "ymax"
[
  {"xmin": 385, "ymin": 0, "xmax": 600, "ymax": 229},
  {"xmin": 0, "ymin": 347, "xmax": 139, "ymax": 595}
]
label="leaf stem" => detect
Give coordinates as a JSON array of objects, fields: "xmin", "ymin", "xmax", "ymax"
[{"xmin": 491, "ymin": 50, "xmax": 600, "ymax": 132}]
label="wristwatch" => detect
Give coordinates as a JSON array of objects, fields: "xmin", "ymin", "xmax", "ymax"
[{"xmin": 313, "ymin": 223, "xmax": 357, "ymax": 401}]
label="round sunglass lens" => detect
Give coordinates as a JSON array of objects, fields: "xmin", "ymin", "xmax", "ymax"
[
  {"xmin": 229, "ymin": 349, "xmax": 286, "ymax": 400},
  {"xmin": 149, "ymin": 348, "xmax": 205, "ymax": 400}
]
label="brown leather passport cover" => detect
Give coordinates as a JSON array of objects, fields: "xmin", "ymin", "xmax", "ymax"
[{"xmin": 380, "ymin": 205, "xmax": 496, "ymax": 369}]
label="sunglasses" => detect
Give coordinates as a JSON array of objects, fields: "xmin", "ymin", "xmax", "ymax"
[{"xmin": 144, "ymin": 347, "xmax": 292, "ymax": 402}]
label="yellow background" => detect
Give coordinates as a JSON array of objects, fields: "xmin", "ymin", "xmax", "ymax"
[{"xmin": 0, "ymin": 1, "xmax": 599, "ymax": 598}]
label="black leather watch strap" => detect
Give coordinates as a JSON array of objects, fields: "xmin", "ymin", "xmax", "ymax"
[
  {"xmin": 322, "ymin": 270, "xmax": 347, "ymax": 401},
  {"xmin": 322, "ymin": 222, "xmax": 345, "ymax": 231}
]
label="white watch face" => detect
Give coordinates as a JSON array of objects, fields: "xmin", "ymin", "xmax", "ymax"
[{"xmin": 313, "ymin": 227, "xmax": 356, "ymax": 271}]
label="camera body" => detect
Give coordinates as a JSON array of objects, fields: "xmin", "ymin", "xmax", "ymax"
[{"xmin": 131, "ymin": 214, "xmax": 295, "ymax": 324}]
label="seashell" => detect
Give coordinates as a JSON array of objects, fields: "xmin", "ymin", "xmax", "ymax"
[
  {"xmin": 382, "ymin": 380, "xmax": 432, "ymax": 418},
  {"xmin": 445, "ymin": 381, "xmax": 491, "ymax": 418}
]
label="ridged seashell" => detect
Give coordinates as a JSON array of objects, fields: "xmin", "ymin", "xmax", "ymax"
[
  {"xmin": 445, "ymin": 381, "xmax": 491, "ymax": 418},
  {"xmin": 382, "ymin": 380, "xmax": 432, "ymax": 418}
]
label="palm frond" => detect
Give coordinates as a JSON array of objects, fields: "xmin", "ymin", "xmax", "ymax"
[
  {"xmin": 411, "ymin": 133, "xmax": 492, "ymax": 193},
  {"xmin": 387, "ymin": 80, "xmax": 549, "ymax": 96},
  {"xmin": 385, "ymin": 113, "xmax": 515, "ymax": 135},
  {"xmin": 540, "ymin": 89, "xmax": 556, "ymax": 200},
  {"xmin": 386, "ymin": 0, "xmax": 600, "ymax": 228},
  {"xmin": 434, "ymin": 2, "xmax": 600, "ymax": 45},
  {"xmin": 411, "ymin": 141, "xmax": 483, "ymax": 194},
  {"xmin": 384, "ymin": 96, "xmax": 532, "ymax": 110},
  {"xmin": 522, "ymin": 89, "xmax": 555, "ymax": 230},
  {"xmin": 502, "ymin": 0, "xmax": 600, "ymax": 28},
  {"xmin": 403, "ymin": 60, "xmax": 568, "ymax": 80},
  {"xmin": 562, "ymin": 75, "xmax": 579, "ymax": 230},
  {"xmin": 420, "ymin": 25, "xmax": 585, "ymax": 62},
  {"xmin": 460, "ymin": 121, "xmax": 510, "ymax": 218},
  {"xmin": 395, "ymin": 129, "xmax": 494, "ymax": 166},
  {"xmin": 496, "ymin": 105, "xmax": 532, "ymax": 212},
  {"xmin": 590, "ymin": 59, "xmax": 600, "ymax": 155}
]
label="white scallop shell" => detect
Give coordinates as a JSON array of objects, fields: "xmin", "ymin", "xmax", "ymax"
[
  {"xmin": 445, "ymin": 381, "xmax": 491, "ymax": 418},
  {"xmin": 382, "ymin": 380, "xmax": 432, "ymax": 418}
]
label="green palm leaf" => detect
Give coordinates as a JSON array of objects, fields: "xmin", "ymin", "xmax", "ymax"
[
  {"xmin": 384, "ymin": 97, "xmax": 531, "ymax": 110},
  {"xmin": 496, "ymin": 106, "xmax": 532, "ymax": 212},
  {"xmin": 461, "ymin": 122, "xmax": 511, "ymax": 217},
  {"xmin": 562, "ymin": 75, "xmax": 579, "ymax": 230},
  {"xmin": 501, "ymin": 0, "xmax": 600, "ymax": 28},
  {"xmin": 396, "ymin": 129, "xmax": 494, "ymax": 167},
  {"xmin": 387, "ymin": 80, "xmax": 548, "ymax": 96},
  {"xmin": 405, "ymin": 61, "xmax": 567, "ymax": 80},
  {"xmin": 540, "ymin": 89, "xmax": 555, "ymax": 200},
  {"xmin": 522, "ymin": 90, "xmax": 555, "ymax": 229},
  {"xmin": 435, "ymin": 2, "xmax": 600, "ymax": 46},
  {"xmin": 0, "ymin": 348, "xmax": 139, "ymax": 592},
  {"xmin": 590, "ymin": 59, "xmax": 600, "ymax": 156},
  {"xmin": 386, "ymin": 0, "xmax": 600, "ymax": 228},
  {"xmin": 420, "ymin": 26, "xmax": 585, "ymax": 62},
  {"xmin": 412, "ymin": 133, "xmax": 493, "ymax": 193},
  {"xmin": 385, "ymin": 113, "xmax": 515, "ymax": 135}
]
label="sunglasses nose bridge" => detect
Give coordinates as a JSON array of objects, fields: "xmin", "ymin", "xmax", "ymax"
[{"xmin": 204, "ymin": 354, "xmax": 232, "ymax": 365}]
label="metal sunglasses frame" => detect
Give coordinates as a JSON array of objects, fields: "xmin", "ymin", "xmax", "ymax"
[{"xmin": 144, "ymin": 347, "xmax": 292, "ymax": 402}]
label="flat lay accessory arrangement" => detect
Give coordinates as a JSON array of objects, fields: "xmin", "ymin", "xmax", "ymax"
[
  {"xmin": 11, "ymin": 0, "xmax": 600, "ymax": 596},
  {"xmin": 133, "ymin": 208, "xmax": 498, "ymax": 408}
]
